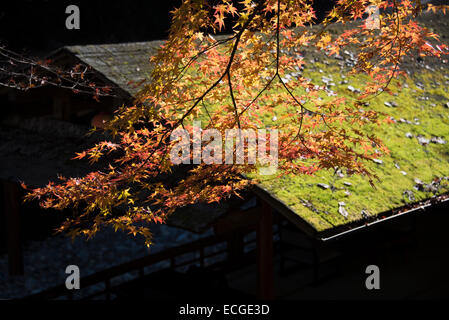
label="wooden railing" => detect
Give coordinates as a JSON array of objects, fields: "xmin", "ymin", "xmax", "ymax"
[{"xmin": 24, "ymin": 227, "xmax": 267, "ymax": 300}]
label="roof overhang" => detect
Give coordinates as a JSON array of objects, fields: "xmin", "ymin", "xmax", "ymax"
[{"xmin": 253, "ymin": 183, "xmax": 449, "ymax": 242}]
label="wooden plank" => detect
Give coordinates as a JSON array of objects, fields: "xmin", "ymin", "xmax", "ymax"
[
  {"xmin": 3, "ymin": 181, "xmax": 24, "ymax": 276},
  {"xmin": 257, "ymin": 200, "xmax": 274, "ymax": 300}
]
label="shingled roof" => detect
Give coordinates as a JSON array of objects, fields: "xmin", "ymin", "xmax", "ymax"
[
  {"xmin": 1, "ymin": 40, "xmax": 238, "ymax": 235},
  {"xmin": 1, "ymin": 42, "xmax": 167, "ymax": 188},
  {"xmin": 59, "ymin": 41, "xmax": 164, "ymax": 97}
]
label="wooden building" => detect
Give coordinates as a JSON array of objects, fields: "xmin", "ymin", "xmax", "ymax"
[{"xmin": 3, "ymin": 12, "xmax": 449, "ymax": 299}]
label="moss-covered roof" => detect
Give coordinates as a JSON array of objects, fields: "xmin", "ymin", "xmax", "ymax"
[
  {"xmin": 53, "ymin": 12, "xmax": 449, "ymax": 237},
  {"xmin": 253, "ymin": 69, "xmax": 449, "ymax": 235},
  {"xmin": 252, "ymin": 12, "xmax": 449, "ymax": 238}
]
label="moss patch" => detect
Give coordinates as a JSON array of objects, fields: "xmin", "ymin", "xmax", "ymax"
[{"xmin": 254, "ymin": 64, "xmax": 449, "ymax": 232}]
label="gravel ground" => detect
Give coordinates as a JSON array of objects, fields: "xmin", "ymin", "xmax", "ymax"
[{"xmin": 0, "ymin": 224, "xmax": 213, "ymax": 299}]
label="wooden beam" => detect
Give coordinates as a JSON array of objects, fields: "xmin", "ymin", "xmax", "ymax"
[
  {"xmin": 252, "ymin": 185, "xmax": 318, "ymax": 238},
  {"xmin": 213, "ymin": 207, "xmax": 260, "ymax": 235},
  {"xmin": 257, "ymin": 200, "xmax": 274, "ymax": 300},
  {"xmin": 3, "ymin": 181, "xmax": 24, "ymax": 276}
]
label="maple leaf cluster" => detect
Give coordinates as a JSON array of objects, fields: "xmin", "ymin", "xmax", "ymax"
[{"xmin": 24, "ymin": 0, "xmax": 448, "ymax": 246}]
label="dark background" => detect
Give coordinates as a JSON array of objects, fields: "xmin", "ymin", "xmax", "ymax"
[
  {"xmin": 0, "ymin": 0, "xmax": 335, "ymax": 55},
  {"xmin": 0, "ymin": 0, "xmax": 183, "ymax": 54}
]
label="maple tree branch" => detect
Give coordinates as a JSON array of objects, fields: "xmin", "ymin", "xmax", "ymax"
[
  {"xmin": 131, "ymin": 1, "xmax": 267, "ymax": 174},
  {"xmin": 227, "ymin": 71, "xmax": 241, "ymax": 130},
  {"xmin": 174, "ymin": 34, "xmax": 237, "ymax": 83},
  {"xmin": 0, "ymin": 46, "xmax": 118, "ymax": 98},
  {"xmin": 201, "ymin": 98, "xmax": 213, "ymax": 123}
]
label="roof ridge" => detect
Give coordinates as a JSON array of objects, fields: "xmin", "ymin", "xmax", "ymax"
[{"xmin": 64, "ymin": 40, "xmax": 165, "ymax": 51}]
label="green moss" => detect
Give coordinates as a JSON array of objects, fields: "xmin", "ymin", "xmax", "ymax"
[
  {"xmin": 253, "ymin": 66, "xmax": 449, "ymax": 233},
  {"xmin": 182, "ymin": 12, "xmax": 449, "ymax": 233}
]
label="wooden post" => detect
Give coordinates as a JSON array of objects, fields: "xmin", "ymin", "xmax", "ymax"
[
  {"xmin": 3, "ymin": 181, "xmax": 24, "ymax": 276},
  {"xmin": 257, "ymin": 200, "xmax": 274, "ymax": 300}
]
